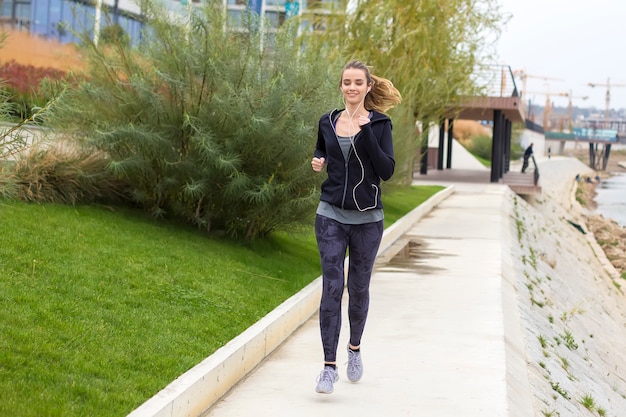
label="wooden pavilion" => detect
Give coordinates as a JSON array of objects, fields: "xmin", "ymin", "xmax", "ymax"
[{"xmin": 417, "ymin": 65, "xmax": 540, "ymax": 195}]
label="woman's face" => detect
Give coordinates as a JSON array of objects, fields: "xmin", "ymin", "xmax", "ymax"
[{"xmin": 341, "ymin": 68, "xmax": 369, "ymax": 106}]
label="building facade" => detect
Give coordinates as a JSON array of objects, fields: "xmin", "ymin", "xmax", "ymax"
[
  {"xmin": 1, "ymin": 0, "xmax": 143, "ymax": 44},
  {"xmin": 0, "ymin": 0, "xmax": 331, "ymax": 46}
]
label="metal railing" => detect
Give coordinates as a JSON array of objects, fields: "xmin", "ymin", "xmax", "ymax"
[
  {"xmin": 469, "ymin": 64, "xmax": 520, "ymax": 98},
  {"xmin": 531, "ymin": 155, "xmax": 540, "ymax": 185}
]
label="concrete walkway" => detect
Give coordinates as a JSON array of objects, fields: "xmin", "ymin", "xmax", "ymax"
[
  {"xmin": 199, "ymin": 182, "xmax": 532, "ymax": 417},
  {"xmin": 127, "ymin": 142, "xmax": 534, "ymax": 417}
]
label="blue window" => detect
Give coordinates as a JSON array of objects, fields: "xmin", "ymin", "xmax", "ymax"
[
  {"xmin": 31, "ymin": 0, "xmax": 50, "ymax": 37},
  {"xmin": 1, "ymin": 0, "xmax": 14, "ymax": 18}
]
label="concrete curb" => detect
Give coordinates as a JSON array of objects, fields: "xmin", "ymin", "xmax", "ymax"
[
  {"xmin": 500, "ymin": 189, "xmax": 535, "ymax": 417},
  {"xmin": 127, "ymin": 185, "xmax": 456, "ymax": 417}
]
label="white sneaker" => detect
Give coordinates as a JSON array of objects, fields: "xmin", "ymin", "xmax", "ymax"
[
  {"xmin": 315, "ymin": 366, "xmax": 339, "ymax": 394},
  {"xmin": 346, "ymin": 346, "xmax": 363, "ymax": 382}
]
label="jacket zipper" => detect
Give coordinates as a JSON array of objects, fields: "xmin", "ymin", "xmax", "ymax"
[{"xmin": 341, "ymin": 154, "xmax": 350, "ymax": 209}]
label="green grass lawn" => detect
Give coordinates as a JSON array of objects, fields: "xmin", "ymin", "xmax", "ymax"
[{"xmin": 0, "ymin": 185, "xmax": 443, "ymax": 417}]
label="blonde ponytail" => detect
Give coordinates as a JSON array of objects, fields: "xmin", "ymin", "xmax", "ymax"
[{"xmin": 366, "ymin": 74, "xmax": 402, "ymax": 113}]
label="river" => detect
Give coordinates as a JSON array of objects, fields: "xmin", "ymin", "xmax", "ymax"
[{"xmin": 595, "ymin": 173, "xmax": 626, "ymax": 228}]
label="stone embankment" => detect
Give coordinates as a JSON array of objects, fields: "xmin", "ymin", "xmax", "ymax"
[
  {"xmin": 579, "ymin": 182, "xmax": 626, "ymax": 273},
  {"xmin": 570, "ymin": 149, "xmax": 626, "ymax": 275},
  {"xmin": 513, "ymin": 158, "xmax": 626, "ymax": 416}
]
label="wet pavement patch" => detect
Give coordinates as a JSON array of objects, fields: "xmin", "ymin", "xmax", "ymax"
[{"xmin": 376, "ymin": 239, "xmax": 448, "ymax": 274}]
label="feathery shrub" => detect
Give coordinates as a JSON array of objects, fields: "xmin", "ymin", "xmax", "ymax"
[{"xmin": 46, "ymin": 2, "xmax": 338, "ymax": 239}]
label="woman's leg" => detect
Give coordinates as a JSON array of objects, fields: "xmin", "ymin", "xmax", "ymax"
[
  {"xmin": 315, "ymin": 215, "xmax": 349, "ymax": 363},
  {"xmin": 346, "ymin": 220, "xmax": 383, "ymax": 347}
]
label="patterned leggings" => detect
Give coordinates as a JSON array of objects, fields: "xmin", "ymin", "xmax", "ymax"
[{"xmin": 315, "ymin": 215, "xmax": 384, "ymax": 363}]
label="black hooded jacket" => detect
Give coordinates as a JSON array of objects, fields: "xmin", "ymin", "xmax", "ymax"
[{"xmin": 313, "ymin": 109, "xmax": 395, "ymax": 211}]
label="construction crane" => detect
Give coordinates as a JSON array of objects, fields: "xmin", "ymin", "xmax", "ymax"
[
  {"xmin": 513, "ymin": 69, "xmax": 564, "ymax": 100},
  {"xmin": 526, "ymin": 89, "xmax": 567, "ymax": 131},
  {"xmin": 587, "ymin": 77, "xmax": 626, "ymax": 125},
  {"xmin": 555, "ymin": 90, "xmax": 589, "ymax": 132}
]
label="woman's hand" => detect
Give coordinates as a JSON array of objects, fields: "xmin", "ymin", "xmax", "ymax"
[
  {"xmin": 311, "ymin": 157, "xmax": 325, "ymax": 172},
  {"xmin": 357, "ymin": 115, "xmax": 371, "ymax": 126}
]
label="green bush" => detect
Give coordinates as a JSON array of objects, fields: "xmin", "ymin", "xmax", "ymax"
[
  {"xmin": 466, "ymin": 134, "xmax": 492, "ymax": 161},
  {"xmin": 464, "ymin": 133, "xmax": 524, "ymax": 165},
  {"xmin": 510, "ymin": 140, "xmax": 524, "ymax": 160},
  {"xmin": 46, "ymin": 2, "xmax": 338, "ymax": 239}
]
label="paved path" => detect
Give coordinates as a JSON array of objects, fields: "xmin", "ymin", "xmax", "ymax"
[{"xmin": 203, "ymin": 182, "xmax": 528, "ymax": 416}]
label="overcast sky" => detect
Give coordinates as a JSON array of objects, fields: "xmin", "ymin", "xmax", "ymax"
[{"xmin": 495, "ymin": 0, "xmax": 626, "ymax": 111}]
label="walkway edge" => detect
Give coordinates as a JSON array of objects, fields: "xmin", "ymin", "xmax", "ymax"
[
  {"xmin": 500, "ymin": 190, "xmax": 535, "ymax": 417},
  {"xmin": 127, "ymin": 186, "xmax": 456, "ymax": 417}
]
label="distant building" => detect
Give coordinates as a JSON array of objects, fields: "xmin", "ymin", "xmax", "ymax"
[
  {"xmin": 1, "ymin": 0, "xmax": 144, "ymax": 45},
  {"xmin": 0, "ymin": 0, "xmax": 335, "ymax": 48}
]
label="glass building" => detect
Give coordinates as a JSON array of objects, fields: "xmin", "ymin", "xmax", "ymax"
[
  {"xmin": 0, "ymin": 0, "xmax": 144, "ymax": 44},
  {"xmin": 0, "ymin": 0, "xmax": 333, "ymax": 46}
]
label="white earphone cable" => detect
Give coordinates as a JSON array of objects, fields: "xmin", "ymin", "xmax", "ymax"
[{"xmin": 335, "ymin": 90, "xmax": 378, "ymax": 212}]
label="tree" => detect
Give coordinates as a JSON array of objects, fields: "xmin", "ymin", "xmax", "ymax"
[{"xmin": 302, "ymin": 0, "xmax": 507, "ymax": 182}]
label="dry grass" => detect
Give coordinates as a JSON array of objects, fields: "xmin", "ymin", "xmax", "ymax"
[
  {"xmin": 452, "ymin": 119, "xmax": 491, "ymax": 146},
  {"xmin": 1, "ymin": 142, "xmax": 127, "ymax": 204}
]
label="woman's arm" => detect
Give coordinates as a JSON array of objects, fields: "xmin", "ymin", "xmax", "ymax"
[
  {"xmin": 312, "ymin": 119, "xmax": 327, "ymax": 172},
  {"xmin": 361, "ymin": 121, "xmax": 395, "ymax": 181}
]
